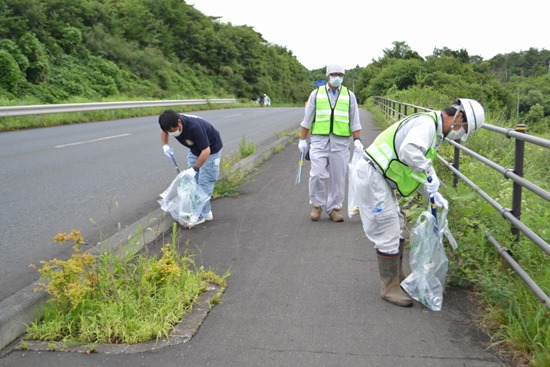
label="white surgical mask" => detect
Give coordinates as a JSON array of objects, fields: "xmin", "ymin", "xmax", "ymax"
[
  {"xmin": 446, "ymin": 127, "xmax": 465, "ymax": 141},
  {"xmin": 329, "ymin": 76, "xmax": 343, "ymax": 87},
  {"xmin": 169, "ymin": 129, "xmax": 182, "ymax": 138}
]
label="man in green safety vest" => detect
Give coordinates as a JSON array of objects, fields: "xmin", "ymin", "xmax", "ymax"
[
  {"xmin": 352, "ymin": 98, "xmax": 485, "ymax": 307},
  {"xmin": 298, "ymin": 64, "xmax": 363, "ymax": 222}
]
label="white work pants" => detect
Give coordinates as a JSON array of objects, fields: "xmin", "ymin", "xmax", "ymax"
[
  {"xmin": 353, "ymin": 157, "xmax": 404, "ymax": 254},
  {"xmin": 308, "ymin": 136, "xmax": 350, "ymax": 214}
]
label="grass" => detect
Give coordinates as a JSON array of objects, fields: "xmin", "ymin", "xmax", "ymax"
[
  {"xmin": 238, "ymin": 134, "xmax": 256, "ymax": 158},
  {"xmin": 212, "ymin": 154, "xmax": 248, "ymax": 199},
  {"xmin": 440, "ymin": 132, "xmax": 550, "ymax": 367},
  {"xmin": 26, "ymin": 224, "xmax": 229, "ymax": 346}
]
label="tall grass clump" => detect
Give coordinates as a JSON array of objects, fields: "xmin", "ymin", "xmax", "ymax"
[
  {"xmin": 26, "ymin": 224, "xmax": 228, "ymax": 345},
  {"xmin": 212, "ymin": 154, "xmax": 248, "ymax": 199},
  {"xmin": 238, "ymin": 134, "xmax": 256, "ymax": 158}
]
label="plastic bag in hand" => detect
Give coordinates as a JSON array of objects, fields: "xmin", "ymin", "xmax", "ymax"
[
  {"xmin": 158, "ymin": 172, "xmax": 210, "ymax": 226},
  {"xmin": 400, "ymin": 210, "xmax": 448, "ymax": 311},
  {"xmin": 347, "ymin": 151, "xmax": 362, "ymax": 218}
]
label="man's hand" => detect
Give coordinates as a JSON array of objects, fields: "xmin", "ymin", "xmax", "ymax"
[
  {"xmin": 353, "ymin": 139, "xmax": 363, "ymax": 152},
  {"xmin": 162, "ymin": 144, "xmax": 174, "ymax": 158},
  {"xmin": 431, "ymin": 192, "xmax": 448, "ymax": 210},
  {"xmin": 425, "ymin": 173, "xmax": 440, "ymax": 194},
  {"xmin": 298, "ymin": 139, "xmax": 308, "ymax": 154},
  {"xmin": 182, "ymin": 167, "xmax": 197, "ymax": 178}
]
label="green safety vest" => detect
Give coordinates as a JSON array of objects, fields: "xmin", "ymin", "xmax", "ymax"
[
  {"xmin": 311, "ymin": 86, "xmax": 351, "ymax": 137},
  {"xmin": 366, "ymin": 112, "xmax": 438, "ymax": 197}
]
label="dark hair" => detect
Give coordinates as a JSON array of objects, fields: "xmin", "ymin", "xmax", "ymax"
[
  {"xmin": 443, "ymin": 99, "xmax": 465, "ymax": 120},
  {"xmin": 158, "ymin": 110, "xmax": 180, "ymax": 132}
]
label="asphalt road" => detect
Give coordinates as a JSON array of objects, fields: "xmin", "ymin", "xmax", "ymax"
[{"xmin": 0, "ymin": 107, "xmax": 304, "ymax": 301}]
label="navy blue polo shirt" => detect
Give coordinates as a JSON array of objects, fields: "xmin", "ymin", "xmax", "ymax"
[{"xmin": 174, "ymin": 114, "xmax": 223, "ymax": 156}]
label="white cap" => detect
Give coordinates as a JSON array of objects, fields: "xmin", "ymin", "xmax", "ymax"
[{"xmin": 326, "ymin": 64, "xmax": 345, "ymax": 76}]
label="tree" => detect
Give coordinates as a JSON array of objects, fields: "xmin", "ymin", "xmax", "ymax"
[
  {"xmin": 0, "ymin": 49, "xmax": 25, "ymax": 93},
  {"xmin": 19, "ymin": 31, "xmax": 50, "ymax": 83},
  {"xmin": 383, "ymin": 41, "xmax": 422, "ymax": 60}
]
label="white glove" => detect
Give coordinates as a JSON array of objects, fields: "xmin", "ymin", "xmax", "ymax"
[
  {"xmin": 182, "ymin": 167, "xmax": 197, "ymax": 178},
  {"xmin": 431, "ymin": 192, "xmax": 448, "ymax": 210},
  {"xmin": 162, "ymin": 144, "xmax": 174, "ymax": 158},
  {"xmin": 353, "ymin": 139, "xmax": 363, "ymax": 152},
  {"xmin": 298, "ymin": 139, "xmax": 308, "ymax": 154},
  {"xmin": 425, "ymin": 172, "xmax": 440, "ymax": 194}
]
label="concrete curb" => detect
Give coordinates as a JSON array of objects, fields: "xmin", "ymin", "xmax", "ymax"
[{"xmin": 0, "ymin": 129, "xmax": 298, "ymax": 352}]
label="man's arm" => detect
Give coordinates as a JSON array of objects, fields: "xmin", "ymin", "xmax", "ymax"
[
  {"xmin": 161, "ymin": 130, "xmax": 169, "ymax": 145},
  {"xmin": 193, "ymin": 146, "xmax": 211, "ymax": 170}
]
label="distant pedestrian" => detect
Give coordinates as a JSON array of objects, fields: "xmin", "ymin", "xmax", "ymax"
[
  {"xmin": 352, "ymin": 99, "xmax": 485, "ymax": 307},
  {"xmin": 298, "ymin": 63, "xmax": 363, "ymax": 222},
  {"xmin": 159, "ymin": 110, "xmax": 223, "ymax": 228}
]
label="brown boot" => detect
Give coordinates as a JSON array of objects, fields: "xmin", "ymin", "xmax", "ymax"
[
  {"xmin": 329, "ymin": 208, "xmax": 344, "ymax": 222},
  {"xmin": 310, "ymin": 205, "xmax": 322, "ymax": 221},
  {"xmin": 377, "ymin": 250, "xmax": 413, "ymax": 307}
]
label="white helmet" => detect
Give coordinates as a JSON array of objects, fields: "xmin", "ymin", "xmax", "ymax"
[{"xmin": 452, "ymin": 98, "xmax": 485, "ymax": 141}]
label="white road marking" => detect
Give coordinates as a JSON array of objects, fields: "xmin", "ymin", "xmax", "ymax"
[{"xmin": 54, "ymin": 133, "xmax": 131, "ymax": 148}]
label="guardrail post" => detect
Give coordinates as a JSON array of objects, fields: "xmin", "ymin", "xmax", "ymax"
[
  {"xmin": 511, "ymin": 124, "xmax": 527, "ymax": 241},
  {"xmin": 452, "ymin": 145, "xmax": 460, "ymax": 187}
]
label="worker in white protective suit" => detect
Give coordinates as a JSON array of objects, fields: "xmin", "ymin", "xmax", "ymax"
[
  {"xmin": 353, "ymin": 98, "xmax": 485, "ymax": 307},
  {"xmin": 298, "ymin": 64, "xmax": 363, "ymax": 222}
]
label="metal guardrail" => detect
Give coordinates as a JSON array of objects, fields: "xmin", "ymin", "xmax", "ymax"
[
  {"xmin": 0, "ymin": 98, "xmax": 237, "ymax": 117},
  {"xmin": 374, "ymin": 96, "xmax": 550, "ymax": 311}
]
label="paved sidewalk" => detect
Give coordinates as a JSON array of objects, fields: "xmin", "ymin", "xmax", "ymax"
[{"xmin": 0, "ymin": 109, "xmax": 509, "ymax": 367}]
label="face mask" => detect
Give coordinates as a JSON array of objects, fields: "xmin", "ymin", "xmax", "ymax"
[
  {"xmin": 169, "ymin": 129, "xmax": 181, "ymax": 138},
  {"xmin": 446, "ymin": 127, "xmax": 465, "ymax": 141},
  {"xmin": 329, "ymin": 76, "xmax": 343, "ymax": 87}
]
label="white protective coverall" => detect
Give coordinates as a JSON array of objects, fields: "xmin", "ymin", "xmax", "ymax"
[
  {"xmin": 353, "ymin": 112, "xmax": 444, "ymax": 254},
  {"xmin": 301, "ymin": 86, "xmax": 362, "ymax": 214}
]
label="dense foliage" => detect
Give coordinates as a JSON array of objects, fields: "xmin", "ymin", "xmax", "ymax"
[
  {"xmin": 0, "ymin": 0, "xmax": 313, "ymax": 104},
  {"xmin": 355, "ymin": 41, "xmax": 550, "ymax": 131}
]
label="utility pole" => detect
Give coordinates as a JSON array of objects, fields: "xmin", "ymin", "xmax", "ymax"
[{"xmin": 517, "ymin": 88, "xmax": 520, "ymax": 118}]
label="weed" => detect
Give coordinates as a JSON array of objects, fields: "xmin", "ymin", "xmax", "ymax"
[
  {"xmin": 273, "ymin": 144, "xmax": 284, "ymax": 154},
  {"xmin": 19, "ymin": 341, "xmax": 28, "ymax": 350},
  {"xmin": 238, "ymin": 134, "xmax": 256, "ymax": 158},
  {"xmin": 27, "ymin": 223, "xmax": 227, "ymax": 345}
]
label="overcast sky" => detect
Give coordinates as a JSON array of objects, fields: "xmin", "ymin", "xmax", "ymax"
[{"xmin": 189, "ymin": 0, "xmax": 549, "ymax": 71}]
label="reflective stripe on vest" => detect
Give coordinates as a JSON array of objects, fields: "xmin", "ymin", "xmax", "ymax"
[
  {"xmin": 311, "ymin": 86, "xmax": 351, "ymax": 136},
  {"xmin": 366, "ymin": 112, "xmax": 438, "ymax": 197}
]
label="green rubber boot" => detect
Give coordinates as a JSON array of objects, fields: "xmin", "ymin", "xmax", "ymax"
[{"xmin": 377, "ymin": 250, "xmax": 413, "ymax": 307}]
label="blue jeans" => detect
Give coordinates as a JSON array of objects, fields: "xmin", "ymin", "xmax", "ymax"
[{"xmin": 187, "ymin": 149, "xmax": 222, "ymax": 217}]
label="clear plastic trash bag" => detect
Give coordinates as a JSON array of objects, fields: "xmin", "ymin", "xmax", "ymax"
[
  {"xmin": 347, "ymin": 151, "xmax": 362, "ymax": 218},
  {"xmin": 400, "ymin": 207, "xmax": 452, "ymax": 311},
  {"xmin": 158, "ymin": 172, "xmax": 210, "ymax": 227}
]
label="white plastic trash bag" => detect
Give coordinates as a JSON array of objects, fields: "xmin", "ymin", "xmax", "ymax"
[
  {"xmin": 347, "ymin": 151, "xmax": 362, "ymax": 218},
  {"xmin": 158, "ymin": 172, "xmax": 210, "ymax": 227},
  {"xmin": 400, "ymin": 208, "xmax": 449, "ymax": 311}
]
